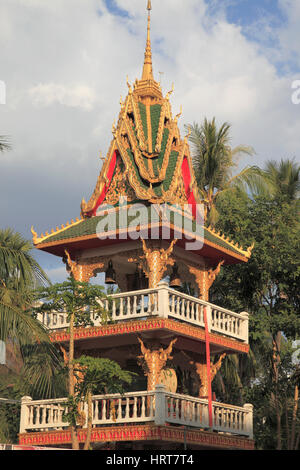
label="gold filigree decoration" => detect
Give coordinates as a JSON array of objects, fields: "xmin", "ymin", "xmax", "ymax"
[
  {"xmin": 64, "ymin": 250, "xmax": 106, "ymax": 282},
  {"xmin": 138, "ymin": 337, "xmax": 177, "ymax": 391},
  {"xmin": 191, "ymin": 353, "xmax": 226, "ymax": 397},
  {"xmin": 208, "ymin": 260, "xmax": 225, "ymax": 289},
  {"xmin": 188, "ymin": 261, "xmax": 224, "ymax": 301},
  {"xmin": 105, "ymin": 159, "xmax": 135, "ymax": 206},
  {"xmin": 129, "ymin": 239, "xmax": 177, "ymax": 288}
]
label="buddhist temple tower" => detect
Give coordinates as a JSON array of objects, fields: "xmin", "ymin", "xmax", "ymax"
[{"xmin": 21, "ymin": 2, "xmax": 255, "ymax": 450}]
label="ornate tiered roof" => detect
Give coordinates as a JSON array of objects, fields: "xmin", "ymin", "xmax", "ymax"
[
  {"xmin": 80, "ymin": 3, "xmax": 198, "ymax": 216},
  {"xmin": 31, "ymin": 1, "xmax": 253, "ymax": 264}
]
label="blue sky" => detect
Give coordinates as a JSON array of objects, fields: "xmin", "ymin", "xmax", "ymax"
[
  {"xmin": 104, "ymin": 0, "xmax": 130, "ymax": 18},
  {"xmin": 223, "ymin": 0, "xmax": 286, "ymax": 26},
  {"xmin": 0, "ymin": 0, "xmax": 299, "ymax": 284}
]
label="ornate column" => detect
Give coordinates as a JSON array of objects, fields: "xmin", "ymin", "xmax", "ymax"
[{"xmin": 137, "ymin": 337, "xmax": 177, "ymax": 391}]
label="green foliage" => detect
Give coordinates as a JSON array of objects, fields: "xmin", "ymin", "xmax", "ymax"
[
  {"xmin": 212, "ymin": 192, "xmax": 300, "ymax": 340},
  {"xmin": 75, "ymin": 355, "xmax": 135, "ymax": 397},
  {"xmin": 62, "ymin": 356, "xmax": 135, "ymax": 426},
  {"xmin": 20, "ymin": 342, "xmax": 67, "ymax": 399},
  {"xmin": 0, "ymin": 373, "xmax": 21, "ymax": 443},
  {"xmin": 0, "ymin": 228, "xmax": 59, "ymax": 442},
  {"xmin": 0, "ymin": 136, "xmax": 11, "ymax": 153},
  {"xmin": 33, "ymin": 276, "xmax": 110, "ymax": 328},
  {"xmin": 209, "ymin": 166, "xmax": 300, "ymax": 449},
  {"xmin": 185, "ymin": 118, "xmax": 264, "ymax": 225},
  {"xmin": 263, "ymin": 158, "xmax": 300, "ymax": 203},
  {"xmin": 0, "ymin": 228, "xmax": 50, "ymax": 345}
]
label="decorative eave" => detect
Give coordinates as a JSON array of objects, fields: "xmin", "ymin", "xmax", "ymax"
[
  {"xmin": 31, "ymin": 217, "xmax": 84, "ymax": 246},
  {"xmin": 31, "ymin": 203, "xmax": 254, "ymax": 264},
  {"xmin": 205, "ymin": 226, "xmax": 254, "ymax": 259}
]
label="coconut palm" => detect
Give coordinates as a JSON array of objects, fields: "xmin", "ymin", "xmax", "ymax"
[
  {"xmin": 0, "ymin": 228, "xmax": 50, "ymax": 346},
  {"xmin": 186, "ymin": 118, "xmax": 264, "ymax": 225},
  {"xmin": 0, "ymin": 136, "xmax": 11, "ymax": 153}
]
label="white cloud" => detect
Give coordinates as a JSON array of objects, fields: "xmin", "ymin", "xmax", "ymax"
[{"xmin": 29, "ymin": 83, "xmax": 97, "ymax": 110}]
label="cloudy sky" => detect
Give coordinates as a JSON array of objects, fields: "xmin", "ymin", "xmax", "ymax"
[{"xmin": 0, "ymin": 0, "xmax": 299, "ymax": 284}]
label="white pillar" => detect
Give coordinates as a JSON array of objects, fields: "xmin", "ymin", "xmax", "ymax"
[
  {"xmin": 154, "ymin": 384, "xmax": 166, "ymax": 426},
  {"xmin": 157, "ymin": 281, "xmax": 170, "ymax": 319},
  {"xmin": 19, "ymin": 396, "xmax": 32, "ymax": 434},
  {"xmin": 243, "ymin": 403, "xmax": 253, "ymax": 439}
]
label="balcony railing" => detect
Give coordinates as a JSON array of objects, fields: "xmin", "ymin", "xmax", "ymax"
[
  {"xmin": 37, "ymin": 282, "xmax": 249, "ymax": 343},
  {"xmin": 19, "ymin": 385, "xmax": 253, "ymax": 439}
]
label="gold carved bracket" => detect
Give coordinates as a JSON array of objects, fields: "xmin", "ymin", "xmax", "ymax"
[
  {"xmin": 128, "ymin": 239, "xmax": 177, "ymax": 288},
  {"xmin": 137, "ymin": 337, "xmax": 177, "ymax": 391},
  {"xmin": 64, "ymin": 250, "xmax": 106, "ymax": 283}
]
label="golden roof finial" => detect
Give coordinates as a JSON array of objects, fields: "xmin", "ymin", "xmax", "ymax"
[{"xmin": 142, "ymin": 0, "xmax": 153, "ymax": 81}]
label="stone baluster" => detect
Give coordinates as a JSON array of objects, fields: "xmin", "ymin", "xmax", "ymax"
[
  {"xmin": 133, "ymin": 396, "xmax": 137, "ymax": 419},
  {"xmin": 141, "ymin": 395, "xmax": 146, "ymax": 418},
  {"xmin": 19, "ymin": 396, "xmax": 32, "ymax": 434},
  {"xmin": 133, "ymin": 295, "xmax": 137, "ymax": 316}
]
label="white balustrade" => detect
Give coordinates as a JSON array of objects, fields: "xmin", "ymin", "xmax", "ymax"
[
  {"xmin": 212, "ymin": 401, "xmax": 253, "ymax": 438},
  {"xmin": 92, "ymin": 391, "xmax": 155, "ymax": 425},
  {"xmin": 20, "ymin": 387, "xmax": 253, "ymax": 439},
  {"xmin": 36, "ymin": 311, "xmax": 69, "ymax": 330},
  {"xmin": 105, "ymin": 288, "xmax": 159, "ymax": 321},
  {"xmin": 19, "ymin": 396, "xmax": 68, "ymax": 433},
  {"xmin": 37, "ymin": 283, "xmax": 249, "ymax": 343}
]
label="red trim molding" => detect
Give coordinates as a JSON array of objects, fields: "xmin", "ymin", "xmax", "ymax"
[
  {"xmin": 50, "ymin": 318, "xmax": 249, "ymax": 354},
  {"xmin": 19, "ymin": 424, "xmax": 254, "ymax": 450}
]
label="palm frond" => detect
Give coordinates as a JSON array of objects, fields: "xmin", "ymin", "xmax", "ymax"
[
  {"xmin": 0, "ymin": 136, "xmax": 11, "ymax": 153},
  {"xmin": 0, "ymin": 228, "xmax": 50, "ymax": 290},
  {"xmin": 0, "ymin": 298, "xmax": 50, "ymax": 344}
]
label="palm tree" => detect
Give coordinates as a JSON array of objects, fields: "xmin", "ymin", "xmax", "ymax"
[
  {"xmin": 186, "ymin": 118, "xmax": 263, "ymax": 225},
  {"xmin": 0, "ymin": 136, "xmax": 11, "ymax": 153},
  {"xmin": 0, "ymin": 228, "xmax": 50, "ymax": 346}
]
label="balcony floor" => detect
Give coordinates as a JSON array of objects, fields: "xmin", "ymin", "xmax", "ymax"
[{"xmin": 50, "ymin": 317, "xmax": 249, "ymax": 356}]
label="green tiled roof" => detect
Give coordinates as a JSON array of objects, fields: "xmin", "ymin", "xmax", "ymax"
[
  {"xmin": 35, "ymin": 204, "xmax": 247, "ymax": 259},
  {"xmin": 150, "ymin": 103, "xmax": 161, "ymax": 150},
  {"xmin": 138, "ymin": 102, "xmax": 148, "ymax": 142}
]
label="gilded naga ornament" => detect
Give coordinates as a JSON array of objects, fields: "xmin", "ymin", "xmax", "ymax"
[
  {"xmin": 192, "ymin": 353, "xmax": 226, "ymax": 398},
  {"xmin": 128, "ymin": 239, "xmax": 177, "ymax": 289},
  {"xmin": 138, "ymin": 337, "xmax": 177, "ymax": 391}
]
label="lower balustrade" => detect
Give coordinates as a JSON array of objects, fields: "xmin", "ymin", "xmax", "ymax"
[{"xmin": 19, "ymin": 385, "xmax": 253, "ymax": 439}]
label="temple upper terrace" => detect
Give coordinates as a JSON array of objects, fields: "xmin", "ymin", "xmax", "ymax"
[{"xmin": 36, "ymin": 282, "xmax": 249, "ymax": 346}]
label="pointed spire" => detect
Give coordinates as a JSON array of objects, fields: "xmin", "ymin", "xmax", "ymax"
[{"xmin": 142, "ymin": 0, "xmax": 153, "ymax": 81}]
